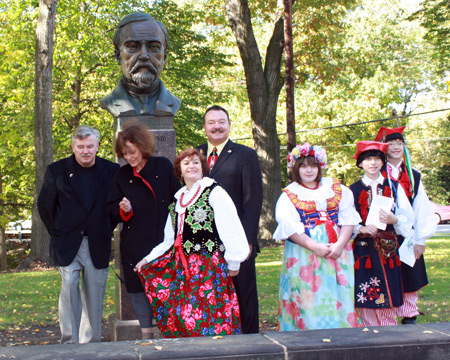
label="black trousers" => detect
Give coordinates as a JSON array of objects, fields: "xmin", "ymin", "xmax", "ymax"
[{"xmin": 232, "ymin": 250, "xmax": 259, "ymax": 334}]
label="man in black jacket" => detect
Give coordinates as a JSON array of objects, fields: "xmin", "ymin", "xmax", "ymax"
[
  {"xmin": 38, "ymin": 125, "xmax": 119, "ymax": 344},
  {"xmin": 197, "ymin": 105, "xmax": 263, "ymax": 334}
]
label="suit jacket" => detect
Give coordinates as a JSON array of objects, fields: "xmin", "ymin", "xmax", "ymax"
[
  {"xmin": 197, "ymin": 140, "xmax": 263, "ymax": 250},
  {"xmin": 37, "ymin": 155, "xmax": 120, "ymax": 269},
  {"xmin": 100, "ymin": 79, "xmax": 181, "ymax": 118}
]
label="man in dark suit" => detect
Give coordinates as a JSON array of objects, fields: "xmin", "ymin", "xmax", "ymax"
[
  {"xmin": 38, "ymin": 125, "xmax": 119, "ymax": 344},
  {"xmin": 197, "ymin": 105, "xmax": 263, "ymax": 334}
]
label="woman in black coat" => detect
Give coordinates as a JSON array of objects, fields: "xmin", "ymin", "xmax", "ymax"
[{"xmin": 108, "ymin": 120, "xmax": 180, "ymax": 339}]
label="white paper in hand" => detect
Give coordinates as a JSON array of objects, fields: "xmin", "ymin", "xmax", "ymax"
[
  {"xmin": 366, "ymin": 195, "xmax": 394, "ymax": 230},
  {"xmin": 399, "ymin": 234, "xmax": 416, "ymax": 267}
]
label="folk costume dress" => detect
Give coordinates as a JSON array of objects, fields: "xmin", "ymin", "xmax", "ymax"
[
  {"xmin": 273, "ymin": 177, "xmax": 361, "ymax": 331},
  {"xmin": 350, "ymin": 174, "xmax": 414, "ymax": 326},
  {"xmin": 138, "ymin": 177, "xmax": 249, "ymax": 338},
  {"xmin": 382, "ymin": 162, "xmax": 436, "ymax": 319}
]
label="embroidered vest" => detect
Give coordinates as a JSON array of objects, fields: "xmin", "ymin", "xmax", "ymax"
[
  {"xmin": 283, "ymin": 179, "xmax": 342, "ymax": 238},
  {"xmin": 170, "ymin": 183, "xmax": 225, "ymax": 257}
]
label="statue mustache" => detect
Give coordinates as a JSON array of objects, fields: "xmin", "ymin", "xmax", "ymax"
[{"xmin": 130, "ymin": 62, "xmax": 157, "ymax": 75}]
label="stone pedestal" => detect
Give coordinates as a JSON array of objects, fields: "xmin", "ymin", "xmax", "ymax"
[
  {"xmin": 109, "ymin": 114, "xmax": 176, "ymax": 341},
  {"xmin": 114, "ymin": 115, "xmax": 176, "ymax": 162}
]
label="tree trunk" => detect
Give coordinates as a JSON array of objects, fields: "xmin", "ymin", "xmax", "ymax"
[
  {"xmin": 30, "ymin": 0, "xmax": 57, "ymax": 265},
  {"xmin": 0, "ymin": 166, "xmax": 6, "ymax": 271},
  {"xmin": 225, "ymin": 0, "xmax": 284, "ymax": 246},
  {"xmin": 284, "ymin": 0, "xmax": 296, "ymax": 153}
]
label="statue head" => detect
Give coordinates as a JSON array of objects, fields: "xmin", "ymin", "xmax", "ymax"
[{"xmin": 113, "ymin": 13, "xmax": 169, "ymax": 90}]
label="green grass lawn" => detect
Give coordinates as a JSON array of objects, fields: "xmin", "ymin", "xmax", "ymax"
[
  {"xmin": 0, "ymin": 269, "xmax": 116, "ymax": 330},
  {"xmin": 1, "ymin": 236, "xmax": 449, "ymax": 330}
]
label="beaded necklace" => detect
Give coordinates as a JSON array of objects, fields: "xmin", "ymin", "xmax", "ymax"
[
  {"xmin": 179, "ymin": 185, "xmax": 201, "ymax": 208},
  {"xmin": 299, "ymin": 181, "xmax": 319, "ymax": 190}
]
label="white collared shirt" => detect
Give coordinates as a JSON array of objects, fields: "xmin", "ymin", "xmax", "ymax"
[
  {"xmin": 356, "ymin": 173, "xmax": 413, "ymax": 237},
  {"xmin": 385, "ymin": 161, "xmax": 436, "ymax": 245}
]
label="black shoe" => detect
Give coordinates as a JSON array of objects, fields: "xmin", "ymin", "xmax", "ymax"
[{"xmin": 401, "ymin": 316, "xmax": 417, "ymax": 325}]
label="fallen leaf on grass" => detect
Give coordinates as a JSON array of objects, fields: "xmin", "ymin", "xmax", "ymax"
[
  {"xmin": 423, "ymin": 331, "xmax": 433, "ymax": 334},
  {"xmin": 154, "ymin": 346, "xmax": 163, "ymax": 350},
  {"xmin": 213, "ymin": 336, "xmax": 222, "ymax": 339},
  {"xmin": 362, "ymin": 328, "xmax": 370, "ymax": 332},
  {"xmin": 322, "ymin": 338, "xmax": 331, "ymax": 343}
]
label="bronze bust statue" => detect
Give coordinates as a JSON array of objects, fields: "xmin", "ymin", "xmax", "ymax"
[{"xmin": 100, "ymin": 13, "xmax": 181, "ymax": 118}]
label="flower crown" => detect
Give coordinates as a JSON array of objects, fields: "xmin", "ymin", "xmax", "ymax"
[{"xmin": 287, "ymin": 143, "xmax": 327, "ymax": 169}]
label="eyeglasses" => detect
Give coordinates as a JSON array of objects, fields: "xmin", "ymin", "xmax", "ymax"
[{"xmin": 387, "ymin": 142, "xmax": 404, "ymax": 148}]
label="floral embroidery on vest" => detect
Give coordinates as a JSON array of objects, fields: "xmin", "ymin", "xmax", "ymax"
[
  {"xmin": 175, "ymin": 183, "xmax": 225, "ymax": 257},
  {"xmin": 185, "ymin": 188, "xmax": 214, "ymax": 233}
]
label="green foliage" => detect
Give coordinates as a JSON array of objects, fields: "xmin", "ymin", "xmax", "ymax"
[
  {"xmin": 0, "ymin": 2, "xmax": 37, "ymax": 223},
  {"xmin": 409, "ymin": 114, "xmax": 450, "ymax": 204},
  {"xmin": 412, "ymin": 0, "xmax": 450, "ymax": 74},
  {"xmin": 0, "ymin": 0, "xmax": 232, "ymax": 228},
  {"xmin": 284, "ymin": 0, "xmax": 445, "ymax": 187}
]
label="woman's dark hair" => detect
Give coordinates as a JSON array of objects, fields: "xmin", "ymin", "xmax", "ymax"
[
  {"xmin": 174, "ymin": 148, "xmax": 209, "ymax": 180},
  {"xmin": 356, "ymin": 150, "xmax": 386, "ymax": 168},
  {"xmin": 114, "ymin": 120, "xmax": 155, "ymax": 160},
  {"xmin": 292, "ymin": 155, "xmax": 322, "ymax": 185}
]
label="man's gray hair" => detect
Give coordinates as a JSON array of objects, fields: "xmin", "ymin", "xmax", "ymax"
[
  {"xmin": 113, "ymin": 12, "xmax": 169, "ymax": 56},
  {"xmin": 72, "ymin": 125, "xmax": 100, "ymax": 144}
]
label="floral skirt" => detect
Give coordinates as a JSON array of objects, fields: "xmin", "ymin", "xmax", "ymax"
[
  {"xmin": 278, "ymin": 223, "xmax": 360, "ymax": 331},
  {"xmin": 139, "ymin": 249, "xmax": 241, "ymax": 338}
]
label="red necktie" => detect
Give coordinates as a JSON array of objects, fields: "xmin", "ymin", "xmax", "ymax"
[{"xmin": 208, "ymin": 147, "xmax": 218, "ymax": 170}]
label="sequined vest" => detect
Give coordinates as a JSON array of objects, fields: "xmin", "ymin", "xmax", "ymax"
[{"xmin": 169, "ymin": 183, "xmax": 225, "ymax": 257}]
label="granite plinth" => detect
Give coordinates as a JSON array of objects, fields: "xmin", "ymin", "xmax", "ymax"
[{"xmin": 2, "ymin": 322, "xmax": 450, "ymax": 360}]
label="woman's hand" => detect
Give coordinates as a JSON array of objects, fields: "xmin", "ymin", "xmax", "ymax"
[
  {"xmin": 229, "ymin": 269, "xmax": 240, "ymax": 277},
  {"xmin": 360, "ymin": 224, "xmax": 378, "ymax": 237},
  {"xmin": 134, "ymin": 258, "xmax": 148, "ymax": 272},
  {"xmin": 327, "ymin": 242, "xmax": 345, "ymax": 259},
  {"xmin": 119, "ymin": 197, "xmax": 132, "ymax": 213},
  {"xmin": 379, "ymin": 209, "xmax": 397, "ymax": 225},
  {"xmin": 312, "ymin": 243, "xmax": 332, "ymax": 258}
]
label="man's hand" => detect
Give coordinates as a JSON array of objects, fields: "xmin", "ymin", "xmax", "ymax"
[
  {"xmin": 414, "ymin": 244, "xmax": 425, "ymax": 259},
  {"xmin": 379, "ymin": 209, "xmax": 397, "ymax": 225},
  {"xmin": 360, "ymin": 224, "xmax": 378, "ymax": 237}
]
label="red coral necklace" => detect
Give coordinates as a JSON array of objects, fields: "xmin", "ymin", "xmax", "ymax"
[{"xmin": 179, "ymin": 186, "xmax": 201, "ymax": 208}]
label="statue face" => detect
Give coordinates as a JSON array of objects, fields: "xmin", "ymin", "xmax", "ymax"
[{"xmin": 117, "ymin": 20, "xmax": 166, "ymax": 89}]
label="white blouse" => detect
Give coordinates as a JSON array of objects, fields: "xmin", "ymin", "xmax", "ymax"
[
  {"xmin": 387, "ymin": 162, "xmax": 436, "ymax": 245},
  {"xmin": 273, "ymin": 177, "xmax": 361, "ymax": 241},
  {"xmin": 144, "ymin": 177, "xmax": 250, "ymax": 271}
]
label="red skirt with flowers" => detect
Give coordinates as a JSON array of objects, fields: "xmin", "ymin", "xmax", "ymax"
[{"xmin": 138, "ymin": 249, "xmax": 241, "ymax": 338}]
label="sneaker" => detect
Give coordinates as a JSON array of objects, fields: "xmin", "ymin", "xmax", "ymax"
[{"xmin": 401, "ymin": 316, "xmax": 417, "ymax": 325}]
